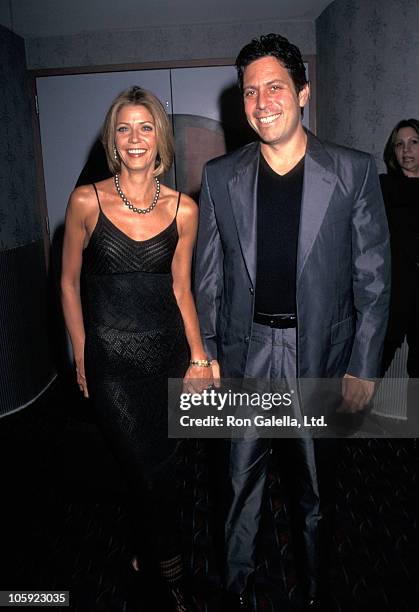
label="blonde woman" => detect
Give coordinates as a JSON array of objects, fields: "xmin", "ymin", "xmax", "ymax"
[{"xmin": 61, "ymin": 86, "xmax": 212, "ymax": 611}]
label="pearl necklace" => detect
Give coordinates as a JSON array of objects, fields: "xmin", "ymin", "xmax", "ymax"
[{"xmin": 114, "ymin": 174, "xmax": 160, "ymax": 214}]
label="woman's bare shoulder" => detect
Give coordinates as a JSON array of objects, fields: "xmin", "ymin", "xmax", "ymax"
[
  {"xmin": 177, "ymin": 192, "xmax": 198, "ymax": 218},
  {"xmin": 67, "ymin": 179, "xmax": 110, "ymax": 218},
  {"xmin": 69, "ymin": 184, "xmax": 95, "ymax": 207},
  {"xmin": 174, "ymin": 193, "xmax": 198, "ymax": 239}
]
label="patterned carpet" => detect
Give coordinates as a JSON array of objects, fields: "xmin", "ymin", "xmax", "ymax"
[{"xmin": 1, "ymin": 379, "xmax": 418, "ymax": 611}]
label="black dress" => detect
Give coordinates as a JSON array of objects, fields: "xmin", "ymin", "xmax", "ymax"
[
  {"xmin": 380, "ymin": 173, "xmax": 419, "ymax": 378},
  {"xmin": 82, "ymin": 185, "xmax": 189, "ymax": 559}
]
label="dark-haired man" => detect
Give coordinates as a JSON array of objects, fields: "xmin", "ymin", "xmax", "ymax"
[{"xmin": 194, "ymin": 34, "xmax": 390, "ymax": 610}]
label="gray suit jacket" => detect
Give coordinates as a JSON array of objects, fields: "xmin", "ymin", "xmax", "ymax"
[{"xmin": 194, "ymin": 132, "xmax": 390, "ymax": 380}]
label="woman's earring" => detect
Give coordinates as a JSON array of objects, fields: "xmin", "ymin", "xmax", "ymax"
[{"xmin": 113, "ymin": 146, "xmax": 119, "ymax": 161}]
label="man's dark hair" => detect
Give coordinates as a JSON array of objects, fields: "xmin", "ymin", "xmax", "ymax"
[
  {"xmin": 235, "ymin": 33, "xmax": 308, "ymax": 94},
  {"xmin": 383, "ymin": 118, "xmax": 419, "ymax": 174}
]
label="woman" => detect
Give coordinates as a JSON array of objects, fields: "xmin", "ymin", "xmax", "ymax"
[
  {"xmin": 380, "ymin": 119, "xmax": 419, "ymax": 387},
  {"xmin": 61, "ymin": 86, "xmax": 213, "ymax": 611}
]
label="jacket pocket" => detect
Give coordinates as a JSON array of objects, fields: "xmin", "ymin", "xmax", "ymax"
[{"xmin": 330, "ymin": 316, "xmax": 354, "ymax": 345}]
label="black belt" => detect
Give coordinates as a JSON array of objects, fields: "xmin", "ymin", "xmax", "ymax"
[{"xmin": 253, "ymin": 312, "xmax": 297, "ymax": 329}]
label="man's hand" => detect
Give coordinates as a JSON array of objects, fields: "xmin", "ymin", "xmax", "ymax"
[{"xmin": 338, "ymin": 373, "xmax": 375, "ymax": 413}]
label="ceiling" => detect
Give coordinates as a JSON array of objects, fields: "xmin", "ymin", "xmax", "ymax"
[{"xmin": 1, "ymin": 0, "xmax": 333, "ymax": 38}]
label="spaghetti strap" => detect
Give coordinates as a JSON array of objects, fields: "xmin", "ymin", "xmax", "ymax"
[
  {"xmin": 175, "ymin": 192, "xmax": 181, "ymax": 218},
  {"xmin": 92, "ymin": 183, "xmax": 102, "ymax": 211}
]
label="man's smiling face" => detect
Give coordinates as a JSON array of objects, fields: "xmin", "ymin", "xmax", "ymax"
[{"xmin": 242, "ymin": 56, "xmax": 309, "ymax": 148}]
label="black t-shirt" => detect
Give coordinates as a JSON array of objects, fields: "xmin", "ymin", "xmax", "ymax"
[{"xmin": 255, "ymin": 154, "xmax": 304, "ymax": 315}]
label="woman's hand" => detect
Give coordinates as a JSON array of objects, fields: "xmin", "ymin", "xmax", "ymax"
[
  {"xmin": 75, "ymin": 356, "xmax": 89, "ymax": 398},
  {"xmin": 183, "ymin": 362, "xmax": 214, "ymax": 395}
]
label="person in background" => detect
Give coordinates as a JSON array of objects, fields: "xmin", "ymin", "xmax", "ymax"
[
  {"xmin": 380, "ymin": 118, "xmax": 419, "ymax": 379},
  {"xmin": 61, "ymin": 85, "xmax": 212, "ymax": 612},
  {"xmin": 380, "ymin": 118, "xmax": 419, "ymax": 427}
]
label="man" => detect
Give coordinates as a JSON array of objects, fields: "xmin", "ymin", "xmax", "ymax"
[{"xmin": 194, "ymin": 34, "xmax": 390, "ymax": 611}]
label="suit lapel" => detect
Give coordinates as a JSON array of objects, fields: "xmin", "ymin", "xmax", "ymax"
[
  {"xmin": 297, "ymin": 132, "xmax": 337, "ymax": 280},
  {"xmin": 227, "ymin": 142, "xmax": 260, "ymax": 287},
  {"xmin": 226, "ymin": 135, "xmax": 337, "ymax": 287}
]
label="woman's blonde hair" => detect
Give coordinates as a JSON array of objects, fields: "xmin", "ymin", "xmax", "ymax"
[{"xmin": 102, "ymin": 86, "xmax": 174, "ymax": 176}]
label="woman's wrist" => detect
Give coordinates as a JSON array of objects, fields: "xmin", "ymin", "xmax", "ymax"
[
  {"xmin": 189, "ymin": 358, "xmax": 212, "ymax": 368},
  {"xmin": 190, "ymin": 349, "xmax": 209, "ymax": 362}
]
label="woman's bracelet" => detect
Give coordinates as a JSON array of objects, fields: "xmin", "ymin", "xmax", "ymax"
[{"xmin": 190, "ymin": 358, "xmax": 212, "ymax": 368}]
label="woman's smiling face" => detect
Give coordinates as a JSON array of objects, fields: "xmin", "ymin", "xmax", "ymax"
[{"xmin": 114, "ymin": 104, "xmax": 158, "ymax": 173}]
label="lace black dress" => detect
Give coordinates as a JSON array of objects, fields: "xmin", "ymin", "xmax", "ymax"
[{"xmin": 82, "ymin": 185, "xmax": 189, "ymax": 559}]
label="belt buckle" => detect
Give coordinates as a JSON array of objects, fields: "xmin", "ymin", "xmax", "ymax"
[
  {"xmin": 254, "ymin": 312, "xmax": 296, "ymax": 328},
  {"xmin": 275, "ymin": 314, "xmax": 296, "ymax": 329}
]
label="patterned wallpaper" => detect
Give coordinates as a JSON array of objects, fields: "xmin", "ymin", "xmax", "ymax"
[
  {"xmin": 25, "ymin": 20, "xmax": 315, "ymax": 69},
  {"xmin": 0, "ymin": 25, "xmax": 41, "ymax": 250},
  {"xmin": 316, "ymin": 0, "xmax": 419, "ymax": 173}
]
